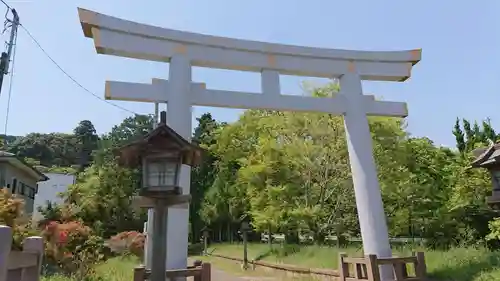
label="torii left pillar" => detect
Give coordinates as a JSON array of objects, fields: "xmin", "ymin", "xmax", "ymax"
[{"xmin": 144, "ymin": 56, "xmax": 193, "ymax": 279}]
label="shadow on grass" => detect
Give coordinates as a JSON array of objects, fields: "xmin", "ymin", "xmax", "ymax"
[
  {"xmin": 428, "ymin": 251, "xmax": 500, "ymax": 281},
  {"xmin": 254, "ymin": 244, "xmax": 304, "ymax": 262}
]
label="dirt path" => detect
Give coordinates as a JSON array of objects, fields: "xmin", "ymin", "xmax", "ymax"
[
  {"xmin": 211, "ymin": 268, "xmax": 277, "ymax": 281},
  {"xmin": 188, "ymin": 258, "xmax": 276, "ymax": 281}
]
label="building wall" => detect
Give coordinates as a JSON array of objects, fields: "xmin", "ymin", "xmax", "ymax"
[
  {"xmin": 0, "ymin": 163, "xmax": 39, "ymax": 215},
  {"xmin": 32, "ymin": 173, "xmax": 75, "ymax": 222}
]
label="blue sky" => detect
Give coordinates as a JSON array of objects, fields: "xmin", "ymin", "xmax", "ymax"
[{"xmin": 0, "ymin": 0, "xmax": 497, "ymax": 148}]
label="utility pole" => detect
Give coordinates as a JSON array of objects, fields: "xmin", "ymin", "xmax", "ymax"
[{"xmin": 0, "ymin": 8, "xmax": 19, "ymax": 96}]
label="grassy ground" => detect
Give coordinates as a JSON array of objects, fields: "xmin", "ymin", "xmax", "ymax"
[
  {"xmin": 41, "ymin": 256, "xmax": 138, "ymax": 281},
  {"xmin": 201, "ymin": 243, "xmax": 500, "ymax": 281},
  {"xmin": 40, "ymin": 243, "xmax": 500, "ymax": 281}
]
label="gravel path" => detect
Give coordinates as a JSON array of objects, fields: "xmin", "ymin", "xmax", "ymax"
[{"xmin": 188, "ymin": 259, "xmax": 277, "ymax": 281}]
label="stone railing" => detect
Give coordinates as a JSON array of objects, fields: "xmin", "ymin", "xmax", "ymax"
[
  {"xmin": 0, "ymin": 225, "xmax": 44, "ymax": 281},
  {"xmin": 133, "ymin": 260, "xmax": 211, "ymax": 281}
]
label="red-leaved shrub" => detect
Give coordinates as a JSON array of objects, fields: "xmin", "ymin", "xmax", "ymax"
[
  {"xmin": 107, "ymin": 231, "xmax": 145, "ymax": 258},
  {"xmin": 42, "ymin": 220, "xmax": 105, "ymax": 276}
]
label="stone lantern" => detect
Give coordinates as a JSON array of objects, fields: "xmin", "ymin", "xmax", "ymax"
[
  {"xmin": 114, "ymin": 111, "xmax": 203, "ymax": 281},
  {"xmin": 200, "ymin": 226, "xmax": 210, "ymax": 255},
  {"xmin": 115, "ymin": 111, "xmax": 202, "ymax": 205},
  {"xmin": 240, "ymin": 219, "xmax": 252, "ymax": 270},
  {"xmin": 471, "ymin": 142, "xmax": 500, "ymax": 208}
]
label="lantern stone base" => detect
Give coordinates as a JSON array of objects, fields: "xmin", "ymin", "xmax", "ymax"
[{"xmin": 132, "ymin": 195, "xmax": 191, "ymax": 209}]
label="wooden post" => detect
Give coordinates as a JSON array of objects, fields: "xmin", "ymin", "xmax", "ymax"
[
  {"xmin": 201, "ymin": 263, "xmax": 211, "ymax": 281},
  {"xmin": 203, "ymin": 230, "xmax": 208, "ymax": 256},
  {"xmin": 193, "ymin": 263, "xmax": 201, "ymax": 281},
  {"xmin": 133, "ymin": 266, "xmax": 146, "ymax": 281},
  {"xmin": 150, "ymin": 204, "xmax": 167, "ymax": 281},
  {"xmin": 242, "ymin": 230, "xmax": 248, "ymax": 270},
  {"xmin": 0, "ymin": 226, "xmax": 12, "ymax": 281},
  {"xmin": 416, "ymin": 252, "xmax": 427, "ymax": 280},
  {"xmin": 338, "ymin": 253, "xmax": 348, "ymax": 281},
  {"xmin": 366, "ymin": 254, "xmax": 380, "ymax": 281},
  {"xmin": 20, "ymin": 236, "xmax": 44, "ymax": 281},
  {"xmin": 268, "ymin": 226, "xmax": 272, "ymax": 250}
]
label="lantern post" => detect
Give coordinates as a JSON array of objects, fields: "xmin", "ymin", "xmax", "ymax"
[
  {"xmin": 240, "ymin": 221, "xmax": 251, "ymax": 270},
  {"xmin": 201, "ymin": 226, "xmax": 210, "ymax": 256},
  {"xmin": 114, "ymin": 111, "xmax": 203, "ymax": 281}
]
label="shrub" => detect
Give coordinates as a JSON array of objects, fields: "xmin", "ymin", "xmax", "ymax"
[
  {"xmin": 42, "ymin": 220, "xmax": 106, "ymax": 278},
  {"xmin": 107, "ymin": 231, "xmax": 145, "ymax": 258},
  {"xmin": 188, "ymin": 243, "xmax": 204, "ymax": 255},
  {"xmin": 0, "ymin": 188, "xmax": 24, "ymax": 226},
  {"xmin": 0, "ymin": 188, "xmax": 39, "ymax": 250}
]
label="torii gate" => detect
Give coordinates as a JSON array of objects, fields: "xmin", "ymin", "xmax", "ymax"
[{"xmin": 77, "ymin": 8, "xmax": 421, "ymax": 280}]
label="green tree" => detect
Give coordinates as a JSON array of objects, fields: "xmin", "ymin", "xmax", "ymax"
[
  {"xmin": 190, "ymin": 113, "xmax": 221, "ymax": 242},
  {"xmin": 73, "ymin": 120, "xmax": 99, "ymax": 171},
  {"xmin": 453, "ymin": 118, "xmax": 466, "ymax": 153}
]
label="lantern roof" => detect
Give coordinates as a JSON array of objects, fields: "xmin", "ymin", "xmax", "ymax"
[
  {"xmin": 115, "ymin": 112, "xmax": 203, "ymax": 168},
  {"xmin": 471, "ymin": 141, "xmax": 500, "ymax": 168}
]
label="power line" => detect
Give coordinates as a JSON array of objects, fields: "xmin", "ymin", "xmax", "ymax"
[
  {"xmin": 3, "ymin": 23, "xmax": 15, "ymax": 134},
  {"xmin": 0, "ymin": 0, "xmax": 11, "ymax": 10},
  {"xmin": 0, "ymin": 0, "xmax": 142, "ymax": 116},
  {"xmin": 18, "ymin": 24, "xmax": 141, "ymax": 115}
]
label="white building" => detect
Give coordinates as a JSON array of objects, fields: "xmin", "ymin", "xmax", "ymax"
[{"xmin": 32, "ymin": 173, "xmax": 75, "ymax": 222}]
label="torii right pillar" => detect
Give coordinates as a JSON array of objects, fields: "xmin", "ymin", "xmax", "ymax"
[{"xmin": 341, "ymin": 71, "xmax": 393, "ymax": 279}]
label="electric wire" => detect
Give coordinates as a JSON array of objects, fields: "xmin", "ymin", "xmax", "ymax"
[
  {"xmin": 0, "ymin": 0, "xmax": 11, "ymax": 11},
  {"xmin": 3, "ymin": 24, "xmax": 15, "ymax": 135},
  {"xmin": 0, "ymin": 0, "xmax": 142, "ymax": 120},
  {"xmin": 19, "ymin": 24, "xmax": 140, "ymax": 115}
]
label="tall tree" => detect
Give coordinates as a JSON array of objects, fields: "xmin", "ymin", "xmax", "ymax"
[
  {"xmin": 452, "ymin": 118, "xmax": 466, "ymax": 153},
  {"xmin": 73, "ymin": 120, "xmax": 99, "ymax": 170},
  {"xmin": 105, "ymin": 115, "xmax": 154, "ymax": 147},
  {"xmin": 482, "ymin": 118, "xmax": 497, "ymax": 143},
  {"xmin": 190, "ymin": 113, "xmax": 221, "ymax": 241}
]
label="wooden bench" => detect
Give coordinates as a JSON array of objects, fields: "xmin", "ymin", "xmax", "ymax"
[
  {"xmin": 0, "ymin": 225, "xmax": 44, "ymax": 281},
  {"xmin": 133, "ymin": 260, "xmax": 211, "ymax": 281},
  {"xmin": 339, "ymin": 252, "xmax": 426, "ymax": 281}
]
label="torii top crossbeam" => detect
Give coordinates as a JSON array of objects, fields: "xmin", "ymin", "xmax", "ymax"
[
  {"xmin": 78, "ymin": 8, "xmax": 420, "ymax": 82},
  {"xmin": 77, "ymin": 8, "xmax": 420, "ymax": 119}
]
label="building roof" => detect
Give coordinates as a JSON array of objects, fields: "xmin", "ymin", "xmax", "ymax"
[
  {"xmin": 471, "ymin": 143, "xmax": 500, "ymax": 168},
  {"xmin": 0, "ymin": 151, "xmax": 49, "ymax": 182}
]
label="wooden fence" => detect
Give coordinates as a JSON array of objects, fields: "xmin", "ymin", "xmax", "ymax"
[
  {"xmin": 207, "ymin": 251, "xmax": 427, "ymax": 281},
  {"xmin": 339, "ymin": 252, "xmax": 426, "ymax": 281},
  {"xmin": 133, "ymin": 260, "xmax": 211, "ymax": 281},
  {"xmin": 0, "ymin": 225, "xmax": 44, "ymax": 281}
]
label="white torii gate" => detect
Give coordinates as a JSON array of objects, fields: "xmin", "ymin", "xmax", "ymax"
[{"xmin": 77, "ymin": 8, "xmax": 421, "ymax": 280}]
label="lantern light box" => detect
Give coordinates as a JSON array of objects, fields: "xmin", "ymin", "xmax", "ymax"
[{"xmin": 114, "ymin": 111, "xmax": 203, "ymax": 201}]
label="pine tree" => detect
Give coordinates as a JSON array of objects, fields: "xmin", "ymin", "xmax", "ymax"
[
  {"xmin": 452, "ymin": 118, "xmax": 466, "ymax": 153},
  {"xmin": 482, "ymin": 118, "xmax": 497, "ymax": 144}
]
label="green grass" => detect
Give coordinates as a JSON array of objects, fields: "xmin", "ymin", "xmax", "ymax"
[
  {"xmin": 40, "ymin": 244, "xmax": 500, "ymax": 281},
  {"xmin": 204, "ymin": 243, "xmax": 500, "ymax": 281},
  {"xmin": 42, "ymin": 256, "xmax": 139, "ymax": 281}
]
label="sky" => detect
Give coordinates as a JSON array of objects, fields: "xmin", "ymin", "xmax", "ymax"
[{"xmin": 0, "ymin": 0, "xmax": 498, "ymax": 148}]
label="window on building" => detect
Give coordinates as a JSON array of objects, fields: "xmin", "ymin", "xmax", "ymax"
[
  {"xmin": 0, "ymin": 167, "xmax": 5, "ymax": 188},
  {"xmin": 12, "ymin": 178, "xmax": 17, "ymax": 194},
  {"xmin": 26, "ymin": 186, "xmax": 35, "ymax": 199},
  {"xmin": 19, "ymin": 182, "xmax": 25, "ymax": 196},
  {"xmin": 493, "ymin": 170, "xmax": 500, "ymax": 191}
]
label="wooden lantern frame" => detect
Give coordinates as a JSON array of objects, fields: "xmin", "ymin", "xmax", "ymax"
[{"xmin": 114, "ymin": 113, "xmax": 203, "ymax": 202}]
